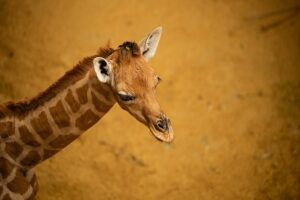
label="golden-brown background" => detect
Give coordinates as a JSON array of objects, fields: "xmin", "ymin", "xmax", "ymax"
[{"xmin": 0, "ymin": 0, "xmax": 300, "ymax": 199}]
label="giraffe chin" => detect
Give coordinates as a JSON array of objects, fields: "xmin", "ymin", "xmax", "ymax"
[{"xmin": 149, "ymin": 125, "xmax": 174, "ymax": 143}]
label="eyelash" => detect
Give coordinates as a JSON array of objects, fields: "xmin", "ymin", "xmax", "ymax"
[{"xmin": 118, "ymin": 93, "xmax": 135, "ymax": 101}]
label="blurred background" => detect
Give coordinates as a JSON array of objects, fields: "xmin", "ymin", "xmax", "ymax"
[{"xmin": 0, "ymin": 0, "xmax": 300, "ymax": 199}]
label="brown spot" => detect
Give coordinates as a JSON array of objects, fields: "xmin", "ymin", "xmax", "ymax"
[
  {"xmin": 91, "ymin": 83, "xmax": 113, "ymax": 102},
  {"xmin": 49, "ymin": 101, "xmax": 71, "ymax": 128},
  {"xmin": 20, "ymin": 151, "xmax": 41, "ymax": 167},
  {"xmin": 65, "ymin": 89, "xmax": 80, "ymax": 113},
  {"xmin": 5, "ymin": 142, "xmax": 23, "ymax": 159},
  {"xmin": 49, "ymin": 134, "xmax": 78, "ymax": 149},
  {"xmin": 75, "ymin": 109, "xmax": 100, "ymax": 131},
  {"xmin": 91, "ymin": 91, "xmax": 112, "ymax": 113},
  {"xmin": 76, "ymin": 83, "xmax": 89, "ymax": 105},
  {"xmin": 7, "ymin": 171, "xmax": 30, "ymax": 194},
  {"xmin": 0, "ymin": 122, "xmax": 13, "ymax": 138},
  {"xmin": 43, "ymin": 149, "xmax": 59, "ymax": 160},
  {"xmin": 30, "ymin": 111, "xmax": 53, "ymax": 139},
  {"xmin": 0, "ymin": 185, "xmax": 3, "ymax": 194},
  {"xmin": 19, "ymin": 125, "xmax": 41, "ymax": 147},
  {"xmin": 2, "ymin": 194, "xmax": 12, "ymax": 200},
  {"xmin": 0, "ymin": 158, "xmax": 14, "ymax": 179}
]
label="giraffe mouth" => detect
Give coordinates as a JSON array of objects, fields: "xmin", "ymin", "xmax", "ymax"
[{"xmin": 149, "ymin": 122, "xmax": 174, "ymax": 143}]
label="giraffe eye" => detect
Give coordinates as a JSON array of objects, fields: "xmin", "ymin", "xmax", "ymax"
[{"xmin": 118, "ymin": 93, "xmax": 135, "ymax": 102}]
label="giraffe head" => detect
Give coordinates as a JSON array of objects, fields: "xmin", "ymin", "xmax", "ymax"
[{"xmin": 93, "ymin": 27, "xmax": 173, "ymax": 143}]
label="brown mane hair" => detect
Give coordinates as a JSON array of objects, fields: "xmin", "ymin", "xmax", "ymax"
[{"xmin": 0, "ymin": 45, "xmax": 115, "ymax": 119}]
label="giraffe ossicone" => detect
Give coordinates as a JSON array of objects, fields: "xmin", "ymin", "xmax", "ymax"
[{"xmin": 0, "ymin": 27, "xmax": 173, "ymax": 199}]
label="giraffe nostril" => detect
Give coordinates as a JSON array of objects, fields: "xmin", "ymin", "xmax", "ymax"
[
  {"xmin": 157, "ymin": 121, "xmax": 165, "ymax": 129},
  {"xmin": 156, "ymin": 118, "xmax": 169, "ymax": 132}
]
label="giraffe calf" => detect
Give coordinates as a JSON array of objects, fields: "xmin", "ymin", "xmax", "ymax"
[{"xmin": 0, "ymin": 27, "xmax": 173, "ymax": 199}]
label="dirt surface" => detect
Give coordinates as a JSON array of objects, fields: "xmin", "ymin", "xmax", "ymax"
[{"xmin": 0, "ymin": 0, "xmax": 300, "ymax": 199}]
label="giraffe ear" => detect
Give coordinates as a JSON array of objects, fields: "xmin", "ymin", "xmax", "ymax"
[
  {"xmin": 139, "ymin": 26, "xmax": 162, "ymax": 61},
  {"xmin": 93, "ymin": 57, "xmax": 112, "ymax": 83}
]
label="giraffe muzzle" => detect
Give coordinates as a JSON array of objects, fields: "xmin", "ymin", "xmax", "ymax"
[{"xmin": 149, "ymin": 115, "xmax": 173, "ymax": 143}]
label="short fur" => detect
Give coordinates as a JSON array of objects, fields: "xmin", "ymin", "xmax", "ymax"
[{"xmin": 0, "ymin": 46, "xmax": 115, "ymax": 118}]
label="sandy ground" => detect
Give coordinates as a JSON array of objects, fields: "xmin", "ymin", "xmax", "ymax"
[{"xmin": 0, "ymin": 0, "xmax": 300, "ymax": 199}]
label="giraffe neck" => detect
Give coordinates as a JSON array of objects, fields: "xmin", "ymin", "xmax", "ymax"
[{"xmin": 3, "ymin": 67, "xmax": 116, "ymax": 170}]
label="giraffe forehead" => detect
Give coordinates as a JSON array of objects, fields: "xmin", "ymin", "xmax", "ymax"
[
  {"xmin": 114, "ymin": 66, "xmax": 156, "ymax": 92},
  {"xmin": 115, "ymin": 58, "xmax": 155, "ymax": 80}
]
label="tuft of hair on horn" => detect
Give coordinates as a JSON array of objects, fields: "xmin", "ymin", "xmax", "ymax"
[{"xmin": 119, "ymin": 41, "xmax": 141, "ymax": 57}]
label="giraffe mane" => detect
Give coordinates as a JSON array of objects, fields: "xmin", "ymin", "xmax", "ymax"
[{"xmin": 0, "ymin": 45, "xmax": 115, "ymax": 118}]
